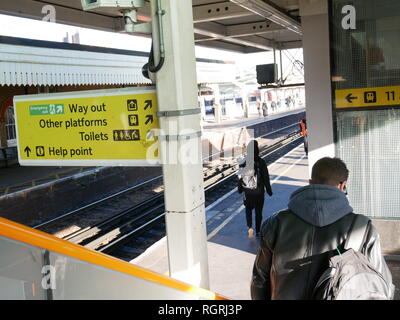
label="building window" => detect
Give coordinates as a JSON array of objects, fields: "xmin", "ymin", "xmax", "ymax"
[{"xmin": 5, "ymin": 106, "xmax": 16, "ymax": 146}]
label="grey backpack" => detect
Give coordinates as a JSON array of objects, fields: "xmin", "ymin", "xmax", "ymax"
[
  {"xmin": 312, "ymin": 215, "xmax": 393, "ymax": 300},
  {"xmin": 241, "ymin": 169, "xmax": 258, "ymax": 190},
  {"xmin": 240, "ymin": 162, "xmax": 263, "ymax": 195}
]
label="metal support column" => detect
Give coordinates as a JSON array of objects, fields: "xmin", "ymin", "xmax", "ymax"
[
  {"xmin": 150, "ymin": 0, "xmax": 209, "ymax": 289},
  {"xmin": 279, "ymin": 46, "xmax": 283, "ymax": 83}
]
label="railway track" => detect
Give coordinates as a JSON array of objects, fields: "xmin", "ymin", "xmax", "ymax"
[
  {"xmin": 107, "ymin": 131, "xmax": 303, "ymax": 259},
  {"xmin": 34, "ymin": 123, "xmax": 302, "ymax": 260}
]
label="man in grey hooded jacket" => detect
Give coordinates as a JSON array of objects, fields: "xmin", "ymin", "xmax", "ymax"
[{"xmin": 251, "ymin": 157, "xmax": 394, "ymax": 300}]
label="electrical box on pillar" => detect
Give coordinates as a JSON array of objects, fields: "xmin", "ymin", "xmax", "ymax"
[
  {"xmin": 81, "ymin": 0, "xmax": 151, "ymax": 34},
  {"xmin": 81, "ymin": 0, "xmax": 158, "ymax": 82},
  {"xmin": 81, "ymin": 0, "xmax": 145, "ymax": 14}
]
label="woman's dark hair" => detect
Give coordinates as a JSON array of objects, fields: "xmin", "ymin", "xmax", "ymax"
[{"xmin": 247, "ymin": 140, "xmax": 260, "ymax": 158}]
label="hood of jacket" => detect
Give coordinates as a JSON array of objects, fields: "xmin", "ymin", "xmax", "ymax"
[{"xmin": 288, "ymin": 184, "xmax": 353, "ymax": 227}]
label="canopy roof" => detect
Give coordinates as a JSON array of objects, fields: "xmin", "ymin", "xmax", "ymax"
[
  {"xmin": 0, "ymin": 36, "xmax": 236, "ymax": 86},
  {"xmin": 0, "ymin": 0, "xmax": 302, "ymax": 54}
]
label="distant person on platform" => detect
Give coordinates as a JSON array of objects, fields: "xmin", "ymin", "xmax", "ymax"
[
  {"xmin": 262, "ymin": 102, "xmax": 268, "ymax": 117},
  {"xmin": 256, "ymin": 101, "xmax": 262, "ymax": 117},
  {"xmin": 250, "ymin": 157, "xmax": 394, "ymax": 300},
  {"xmin": 299, "ymin": 116, "xmax": 308, "ymax": 156},
  {"xmin": 238, "ymin": 140, "xmax": 273, "ymax": 239}
]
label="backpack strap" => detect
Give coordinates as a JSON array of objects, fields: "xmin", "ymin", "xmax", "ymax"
[{"xmin": 344, "ymin": 214, "xmax": 370, "ymax": 252}]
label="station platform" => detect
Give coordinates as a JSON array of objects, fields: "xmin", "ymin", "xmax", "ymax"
[
  {"xmin": 202, "ymin": 107, "xmax": 304, "ymax": 131},
  {"xmin": 0, "ymin": 165, "xmax": 99, "ymax": 194},
  {"xmin": 132, "ymin": 145, "xmax": 309, "ymax": 300}
]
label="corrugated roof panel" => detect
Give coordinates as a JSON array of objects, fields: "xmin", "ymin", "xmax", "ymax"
[
  {"xmin": 0, "ymin": 40, "xmax": 236, "ymax": 86},
  {"xmin": 0, "ymin": 42, "xmax": 150, "ymax": 86}
]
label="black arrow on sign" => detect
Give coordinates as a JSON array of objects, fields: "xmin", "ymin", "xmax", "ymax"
[
  {"xmin": 145, "ymin": 115, "xmax": 154, "ymax": 125},
  {"xmin": 24, "ymin": 146, "xmax": 31, "ymax": 157},
  {"xmin": 346, "ymin": 93, "xmax": 358, "ymax": 103},
  {"xmin": 144, "ymin": 100, "xmax": 153, "ymax": 110}
]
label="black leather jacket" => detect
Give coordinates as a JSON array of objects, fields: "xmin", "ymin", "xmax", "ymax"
[{"xmin": 251, "ymin": 184, "xmax": 394, "ymax": 300}]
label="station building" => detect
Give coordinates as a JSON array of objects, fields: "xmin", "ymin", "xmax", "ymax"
[{"xmin": 0, "ymin": 0, "xmax": 399, "ymax": 300}]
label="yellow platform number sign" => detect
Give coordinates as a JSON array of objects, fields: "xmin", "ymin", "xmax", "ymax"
[{"xmin": 335, "ymin": 85, "xmax": 400, "ymax": 109}]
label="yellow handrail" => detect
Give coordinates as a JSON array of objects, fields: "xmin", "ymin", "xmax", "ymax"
[{"xmin": 0, "ymin": 217, "xmax": 227, "ymax": 300}]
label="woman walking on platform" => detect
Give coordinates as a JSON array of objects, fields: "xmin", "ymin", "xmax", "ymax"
[{"xmin": 238, "ymin": 140, "xmax": 273, "ymax": 239}]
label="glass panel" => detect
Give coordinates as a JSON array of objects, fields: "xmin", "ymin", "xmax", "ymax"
[
  {"xmin": 0, "ymin": 236, "xmax": 203, "ymax": 299},
  {"xmin": 330, "ymin": 0, "xmax": 400, "ymax": 219},
  {"xmin": 330, "ymin": 0, "xmax": 400, "ymax": 90},
  {"xmin": 47, "ymin": 251, "xmax": 196, "ymax": 300},
  {"xmin": 335, "ymin": 110, "xmax": 400, "ymax": 219},
  {"xmin": 0, "ymin": 237, "xmax": 47, "ymax": 300},
  {"xmin": 5, "ymin": 106, "xmax": 16, "ymax": 141}
]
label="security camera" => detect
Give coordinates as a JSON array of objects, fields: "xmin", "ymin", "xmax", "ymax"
[{"xmin": 81, "ymin": 0, "xmax": 145, "ymax": 15}]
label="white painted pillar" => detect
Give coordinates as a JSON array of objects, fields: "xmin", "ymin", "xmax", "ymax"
[
  {"xmin": 151, "ymin": 0, "xmax": 209, "ymax": 289},
  {"xmin": 300, "ymin": 0, "xmax": 335, "ymax": 175}
]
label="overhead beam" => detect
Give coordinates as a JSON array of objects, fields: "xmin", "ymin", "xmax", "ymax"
[
  {"xmin": 227, "ymin": 35, "xmax": 274, "ymax": 50},
  {"xmin": 193, "ymin": 22, "xmax": 227, "ymax": 38},
  {"xmin": 138, "ymin": 1, "xmax": 255, "ymax": 24},
  {"xmin": 194, "ymin": 22, "xmax": 274, "ymax": 51},
  {"xmin": 280, "ymin": 40, "xmax": 303, "ymax": 49},
  {"xmin": 230, "ymin": 0, "xmax": 302, "ymax": 35},
  {"xmin": 242, "ymin": 40, "xmax": 301, "ymax": 53},
  {"xmin": 244, "ymin": 47, "xmax": 265, "ymax": 54},
  {"xmin": 196, "ymin": 40, "xmax": 247, "ymax": 54},
  {"xmin": 193, "ymin": 1, "xmax": 253, "ymax": 23},
  {"xmin": 196, "ymin": 35, "xmax": 273, "ymax": 51},
  {"xmin": 226, "ymin": 21, "xmax": 285, "ymax": 37},
  {"xmin": 195, "ymin": 20, "xmax": 285, "ymax": 39}
]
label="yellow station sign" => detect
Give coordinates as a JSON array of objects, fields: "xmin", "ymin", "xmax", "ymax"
[
  {"xmin": 14, "ymin": 87, "xmax": 160, "ymax": 166},
  {"xmin": 335, "ymin": 85, "xmax": 400, "ymax": 109}
]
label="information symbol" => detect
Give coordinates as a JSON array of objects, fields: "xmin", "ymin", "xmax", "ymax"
[
  {"xmin": 127, "ymin": 99, "xmax": 138, "ymax": 111},
  {"xmin": 36, "ymin": 146, "xmax": 45, "ymax": 157}
]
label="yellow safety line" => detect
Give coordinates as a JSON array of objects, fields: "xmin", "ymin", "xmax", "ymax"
[{"xmin": 0, "ymin": 218, "xmax": 227, "ymax": 300}]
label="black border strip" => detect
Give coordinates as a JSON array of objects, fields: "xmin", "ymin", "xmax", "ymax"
[
  {"xmin": 0, "ymin": 35, "xmax": 149, "ymax": 57},
  {"xmin": 334, "ymin": 105, "xmax": 400, "ymax": 112}
]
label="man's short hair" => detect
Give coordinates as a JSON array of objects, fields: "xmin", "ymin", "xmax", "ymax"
[{"xmin": 311, "ymin": 157, "xmax": 349, "ymax": 186}]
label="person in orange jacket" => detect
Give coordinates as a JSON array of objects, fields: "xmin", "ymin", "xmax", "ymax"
[{"xmin": 299, "ymin": 116, "xmax": 308, "ymax": 156}]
